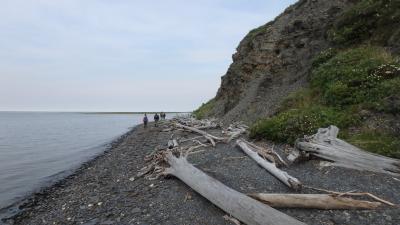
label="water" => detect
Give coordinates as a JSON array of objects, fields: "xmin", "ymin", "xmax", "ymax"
[{"xmin": 0, "ymin": 112, "xmax": 144, "ymax": 219}]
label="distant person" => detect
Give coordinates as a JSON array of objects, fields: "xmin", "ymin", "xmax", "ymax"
[
  {"xmin": 161, "ymin": 112, "xmax": 166, "ymax": 120},
  {"xmin": 143, "ymin": 113, "xmax": 148, "ymax": 128},
  {"xmin": 154, "ymin": 113, "xmax": 160, "ymax": 127}
]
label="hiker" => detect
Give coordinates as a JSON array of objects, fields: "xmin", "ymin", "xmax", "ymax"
[
  {"xmin": 143, "ymin": 113, "xmax": 148, "ymax": 128},
  {"xmin": 154, "ymin": 113, "xmax": 160, "ymax": 127},
  {"xmin": 161, "ymin": 112, "xmax": 166, "ymax": 120}
]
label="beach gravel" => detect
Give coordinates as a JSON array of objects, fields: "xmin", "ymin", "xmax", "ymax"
[{"xmin": 5, "ymin": 122, "xmax": 400, "ymax": 225}]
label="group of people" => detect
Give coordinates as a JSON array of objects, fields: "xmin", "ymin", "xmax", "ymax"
[{"xmin": 142, "ymin": 112, "xmax": 166, "ymax": 128}]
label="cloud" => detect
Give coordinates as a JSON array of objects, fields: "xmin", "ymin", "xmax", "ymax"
[{"xmin": 0, "ymin": 0, "xmax": 297, "ymax": 111}]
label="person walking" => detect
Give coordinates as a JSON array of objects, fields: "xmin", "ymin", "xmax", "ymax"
[
  {"xmin": 161, "ymin": 112, "xmax": 166, "ymax": 120},
  {"xmin": 143, "ymin": 113, "xmax": 148, "ymax": 128},
  {"xmin": 154, "ymin": 113, "xmax": 160, "ymax": 127}
]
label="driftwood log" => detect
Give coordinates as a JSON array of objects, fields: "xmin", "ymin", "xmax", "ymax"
[
  {"xmin": 167, "ymin": 139, "xmax": 179, "ymax": 149},
  {"xmin": 296, "ymin": 126, "xmax": 400, "ymax": 177},
  {"xmin": 175, "ymin": 123, "xmax": 225, "ymax": 146},
  {"xmin": 163, "ymin": 152, "xmax": 306, "ymax": 225},
  {"xmin": 248, "ymin": 193, "xmax": 382, "ymax": 210},
  {"xmin": 236, "ymin": 139, "xmax": 302, "ymax": 190}
]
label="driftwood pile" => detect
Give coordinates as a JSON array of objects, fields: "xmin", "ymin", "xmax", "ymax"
[
  {"xmin": 137, "ymin": 118, "xmax": 397, "ymax": 225},
  {"xmin": 295, "ymin": 125, "xmax": 400, "ymax": 177}
]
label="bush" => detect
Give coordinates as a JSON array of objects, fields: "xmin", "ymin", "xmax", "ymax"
[
  {"xmin": 193, "ymin": 98, "xmax": 215, "ymax": 119},
  {"xmin": 311, "ymin": 48, "xmax": 338, "ymax": 68},
  {"xmin": 251, "ymin": 46, "xmax": 399, "ymax": 158},
  {"xmin": 277, "ymin": 88, "xmax": 316, "ymax": 112},
  {"xmin": 345, "ymin": 130, "xmax": 400, "ymax": 159},
  {"xmin": 329, "ymin": 0, "xmax": 400, "ymax": 45},
  {"xmin": 311, "ymin": 47, "xmax": 398, "ymax": 107},
  {"xmin": 250, "ymin": 106, "xmax": 359, "ymax": 144}
]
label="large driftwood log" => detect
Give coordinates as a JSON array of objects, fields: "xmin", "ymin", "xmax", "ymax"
[
  {"xmin": 248, "ymin": 193, "xmax": 382, "ymax": 210},
  {"xmin": 236, "ymin": 139, "xmax": 302, "ymax": 190},
  {"xmin": 295, "ymin": 126, "xmax": 400, "ymax": 177},
  {"xmin": 163, "ymin": 152, "xmax": 306, "ymax": 225},
  {"xmin": 175, "ymin": 123, "xmax": 225, "ymax": 146}
]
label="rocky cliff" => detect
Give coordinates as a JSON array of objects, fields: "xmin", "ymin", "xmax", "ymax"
[
  {"xmin": 195, "ymin": 0, "xmax": 400, "ymax": 158},
  {"xmin": 201, "ymin": 0, "xmax": 356, "ymax": 124}
]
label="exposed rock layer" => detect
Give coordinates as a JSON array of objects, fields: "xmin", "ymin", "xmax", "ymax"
[{"xmin": 207, "ymin": 0, "xmax": 357, "ymax": 124}]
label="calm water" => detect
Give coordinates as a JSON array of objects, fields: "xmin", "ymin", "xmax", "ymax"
[{"xmin": 0, "ymin": 112, "xmax": 143, "ymax": 218}]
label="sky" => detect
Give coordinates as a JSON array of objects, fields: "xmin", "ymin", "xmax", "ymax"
[{"xmin": 0, "ymin": 0, "xmax": 297, "ymax": 112}]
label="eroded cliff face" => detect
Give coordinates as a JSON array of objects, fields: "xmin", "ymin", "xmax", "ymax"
[{"xmin": 207, "ymin": 0, "xmax": 357, "ymax": 124}]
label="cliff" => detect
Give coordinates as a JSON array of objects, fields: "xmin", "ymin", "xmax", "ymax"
[
  {"xmin": 200, "ymin": 0, "xmax": 356, "ymax": 123},
  {"xmin": 195, "ymin": 0, "xmax": 400, "ymax": 158}
]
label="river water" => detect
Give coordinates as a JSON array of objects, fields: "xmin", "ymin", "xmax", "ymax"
[{"xmin": 0, "ymin": 112, "xmax": 145, "ymax": 219}]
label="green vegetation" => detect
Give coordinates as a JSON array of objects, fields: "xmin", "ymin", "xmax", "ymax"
[
  {"xmin": 328, "ymin": 0, "xmax": 400, "ymax": 45},
  {"xmin": 251, "ymin": 106, "xmax": 359, "ymax": 144},
  {"xmin": 193, "ymin": 98, "xmax": 215, "ymax": 119},
  {"xmin": 311, "ymin": 47, "xmax": 400, "ymax": 109},
  {"xmin": 247, "ymin": 24, "xmax": 267, "ymax": 38},
  {"xmin": 251, "ymin": 46, "xmax": 400, "ymax": 158},
  {"xmin": 343, "ymin": 130, "xmax": 400, "ymax": 158}
]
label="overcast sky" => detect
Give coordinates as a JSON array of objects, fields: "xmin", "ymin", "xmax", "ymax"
[{"xmin": 0, "ymin": 0, "xmax": 297, "ymax": 112}]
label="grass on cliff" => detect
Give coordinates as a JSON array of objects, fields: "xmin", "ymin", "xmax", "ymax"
[
  {"xmin": 193, "ymin": 98, "xmax": 215, "ymax": 119},
  {"xmin": 250, "ymin": 46, "xmax": 400, "ymax": 158},
  {"xmin": 328, "ymin": 0, "xmax": 400, "ymax": 46}
]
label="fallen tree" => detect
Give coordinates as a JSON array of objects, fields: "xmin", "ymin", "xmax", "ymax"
[
  {"xmin": 236, "ymin": 139, "xmax": 302, "ymax": 190},
  {"xmin": 295, "ymin": 126, "xmax": 400, "ymax": 177},
  {"xmin": 248, "ymin": 193, "xmax": 382, "ymax": 210},
  {"xmin": 175, "ymin": 123, "xmax": 225, "ymax": 146},
  {"xmin": 163, "ymin": 151, "xmax": 307, "ymax": 225},
  {"xmin": 223, "ymin": 122, "xmax": 248, "ymax": 142}
]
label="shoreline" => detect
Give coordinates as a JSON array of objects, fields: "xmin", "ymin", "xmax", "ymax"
[
  {"xmin": 0, "ymin": 126, "xmax": 140, "ymax": 224},
  {"xmin": 4, "ymin": 121, "xmax": 399, "ymax": 225}
]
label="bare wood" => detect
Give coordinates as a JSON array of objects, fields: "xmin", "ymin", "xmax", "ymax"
[
  {"xmin": 248, "ymin": 193, "xmax": 382, "ymax": 210},
  {"xmin": 163, "ymin": 152, "xmax": 306, "ymax": 225},
  {"xmin": 172, "ymin": 139, "xmax": 179, "ymax": 148},
  {"xmin": 242, "ymin": 139, "xmax": 287, "ymax": 167},
  {"xmin": 195, "ymin": 124, "xmax": 219, "ymax": 130},
  {"xmin": 223, "ymin": 215, "xmax": 241, "ymax": 225},
  {"xmin": 296, "ymin": 126, "xmax": 400, "ymax": 177},
  {"xmin": 303, "ymin": 185, "xmax": 396, "ymax": 206},
  {"xmin": 175, "ymin": 123, "xmax": 225, "ymax": 146},
  {"xmin": 168, "ymin": 140, "xmax": 174, "ymax": 149},
  {"xmin": 179, "ymin": 136, "xmax": 203, "ymax": 143},
  {"xmin": 236, "ymin": 139, "xmax": 302, "ymax": 190}
]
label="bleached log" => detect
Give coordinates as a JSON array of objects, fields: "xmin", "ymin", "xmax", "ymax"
[
  {"xmin": 248, "ymin": 193, "xmax": 382, "ymax": 210},
  {"xmin": 195, "ymin": 124, "xmax": 219, "ymax": 130},
  {"xmin": 295, "ymin": 126, "xmax": 400, "ymax": 177},
  {"xmin": 236, "ymin": 139, "xmax": 301, "ymax": 190},
  {"xmin": 163, "ymin": 152, "xmax": 306, "ymax": 225},
  {"xmin": 173, "ymin": 139, "xmax": 179, "ymax": 147},
  {"xmin": 175, "ymin": 123, "xmax": 225, "ymax": 146},
  {"xmin": 168, "ymin": 140, "xmax": 174, "ymax": 149},
  {"xmin": 168, "ymin": 139, "xmax": 179, "ymax": 149},
  {"xmin": 242, "ymin": 140, "xmax": 287, "ymax": 167}
]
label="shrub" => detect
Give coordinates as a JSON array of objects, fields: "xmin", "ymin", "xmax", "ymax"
[
  {"xmin": 193, "ymin": 98, "xmax": 215, "ymax": 119},
  {"xmin": 311, "ymin": 48, "xmax": 338, "ymax": 68},
  {"xmin": 345, "ymin": 130, "xmax": 400, "ymax": 159},
  {"xmin": 311, "ymin": 47, "xmax": 398, "ymax": 107},
  {"xmin": 250, "ymin": 106, "xmax": 359, "ymax": 144},
  {"xmin": 277, "ymin": 88, "xmax": 316, "ymax": 112},
  {"xmin": 329, "ymin": 0, "xmax": 400, "ymax": 45}
]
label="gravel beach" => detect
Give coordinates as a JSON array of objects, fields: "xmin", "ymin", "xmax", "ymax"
[{"xmin": 4, "ymin": 121, "xmax": 400, "ymax": 225}]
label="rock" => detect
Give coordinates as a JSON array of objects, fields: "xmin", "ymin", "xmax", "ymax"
[
  {"xmin": 82, "ymin": 218, "xmax": 99, "ymax": 225},
  {"xmin": 131, "ymin": 207, "xmax": 141, "ymax": 214},
  {"xmin": 202, "ymin": 0, "xmax": 357, "ymax": 124},
  {"xmin": 100, "ymin": 220, "xmax": 115, "ymax": 225}
]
